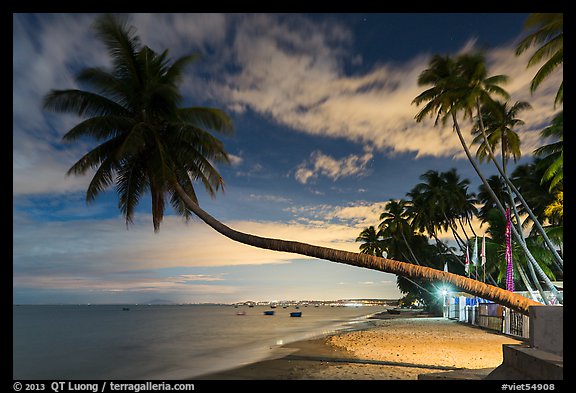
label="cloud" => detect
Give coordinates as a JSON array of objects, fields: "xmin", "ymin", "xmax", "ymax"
[
  {"xmin": 248, "ymin": 194, "xmax": 292, "ymax": 204},
  {"xmin": 213, "ymin": 14, "xmax": 560, "ymax": 160},
  {"xmin": 13, "ymin": 13, "xmax": 561, "ymax": 198},
  {"xmin": 295, "ymin": 148, "xmax": 374, "ymax": 184},
  {"xmin": 227, "ymin": 154, "xmax": 244, "ymax": 166}
]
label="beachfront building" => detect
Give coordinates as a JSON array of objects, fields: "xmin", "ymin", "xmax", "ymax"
[{"xmin": 443, "ymin": 287, "xmax": 562, "ymax": 340}]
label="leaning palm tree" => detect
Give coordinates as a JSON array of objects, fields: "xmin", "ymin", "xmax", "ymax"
[
  {"xmin": 461, "ymin": 52, "xmax": 564, "ymax": 277},
  {"xmin": 456, "ymin": 52, "xmax": 562, "ymax": 270},
  {"xmin": 44, "ymin": 14, "xmax": 542, "ymax": 315},
  {"xmin": 515, "ymin": 13, "xmax": 563, "ymax": 107},
  {"xmin": 413, "ymin": 53, "xmax": 562, "ymax": 303}
]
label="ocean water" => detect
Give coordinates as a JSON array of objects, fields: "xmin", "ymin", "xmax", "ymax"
[{"xmin": 13, "ymin": 304, "xmax": 387, "ymax": 380}]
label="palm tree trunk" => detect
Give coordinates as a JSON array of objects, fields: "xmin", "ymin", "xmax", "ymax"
[
  {"xmin": 467, "ymin": 217, "xmax": 478, "ymax": 238},
  {"xmin": 174, "ymin": 183, "xmax": 541, "ymax": 315},
  {"xmin": 400, "ymin": 231, "xmax": 421, "ymax": 266},
  {"xmin": 475, "ymin": 100, "xmax": 563, "ymax": 269},
  {"xmin": 508, "ymin": 183, "xmax": 550, "ymax": 305},
  {"xmin": 515, "ymin": 259, "xmax": 543, "ymax": 303},
  {"xmin": 450, "ymin": 113, "xmax": 562, "ymax": 303},
  {"xmin": 457, "ymin": 218, "xmax": 471, "ymax": 244}
]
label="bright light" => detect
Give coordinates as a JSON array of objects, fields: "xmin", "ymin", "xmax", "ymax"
[{"xmin": 440, "ymin": 287, "xmax": 448, "ymax": 297}]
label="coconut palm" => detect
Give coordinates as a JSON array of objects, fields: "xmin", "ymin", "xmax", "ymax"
[
  {"xmin": 515, "ymin": 13, "xmax": 563, "ymax": 107},
  {"xmin": 45, "ymin": 14, "xmax": 542, "ymax": 315},
  {"xmin": 477, "ymin": 175, "xmax": 510, "ymax": 223},
  {"xmin": 472, "ymin": 100, "xmax": 532, "ymax": 175},
  {"xmin": 455, "ymin": 52, "xmax": 562, "ymax": 270},
  {"xmin": 413, "ymin": 53, "xmax": 562, "ymax": 302},
  {"xmin": 379, "ymin": 200, "xmax": 421, "ymax": 265},
  {"xmin": 511, "ymin": 159, "xmax": 559, "ymax": 228},
  {"xmin": 544, "ymin": 191, "xmax": 563, "ymax": 224},
  {"xmin": 43, "ymin": 14, "xmax": 233, "ymax": 232},
  {"xmin": 356, "ymin": 226, "xmax": 386, "ymax": 257}
]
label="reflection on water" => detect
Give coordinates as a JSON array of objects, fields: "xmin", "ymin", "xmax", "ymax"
[{"xmin": 13, "ymin": 304, "xmax": 386, "ymax": 379}]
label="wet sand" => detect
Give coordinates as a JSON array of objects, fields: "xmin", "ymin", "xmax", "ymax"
[{"xmin": 195, "ymin": 314, "xmax": 523, "ymax": 380}]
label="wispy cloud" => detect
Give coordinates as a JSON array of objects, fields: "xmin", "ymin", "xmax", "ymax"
[
  {"xmin": 214, "ymin": 14, "xmax": 560, "ymax": 160},
  {"xmin": 295, "ymin": 148, "xmax": 374, "ymax": 184},
  {"xmin": 13, "ymin": 13, "xmax": 560, "ymax": 198}
]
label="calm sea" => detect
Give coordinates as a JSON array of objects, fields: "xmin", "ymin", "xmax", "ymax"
[{"xmin": 13, "ymin": 304, "xmax": 387, "ymax": 380}]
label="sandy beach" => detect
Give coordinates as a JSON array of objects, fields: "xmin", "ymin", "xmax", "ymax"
[{"xmin": 196, "ymin": 313, "xmax": 523, "ymax": 380}]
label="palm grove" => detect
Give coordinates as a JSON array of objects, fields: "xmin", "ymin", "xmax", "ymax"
[{"xmin": 43, "ymin": 14, "xmax": 562, "ymax": 315}]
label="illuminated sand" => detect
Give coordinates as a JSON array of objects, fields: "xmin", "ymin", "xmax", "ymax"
[{"xmin": 197, "ymin": 316, "xmax": 523, "ymax": 380}]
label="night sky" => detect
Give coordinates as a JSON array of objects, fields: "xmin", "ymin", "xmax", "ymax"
[{"xmin": 13, "ymin": 13, "xmax": 560, "ymax": 304}]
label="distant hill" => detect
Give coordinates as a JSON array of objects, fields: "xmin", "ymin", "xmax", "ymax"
[{"xmin": 146, "ymin": 299, "xmax": 176, "ymax": 305}]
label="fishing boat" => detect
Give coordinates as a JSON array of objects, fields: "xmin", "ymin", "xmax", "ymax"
[
  {"xmin": 263, "ymin": 310, "xmax": 275, "ymax": 316},
  {"xmin": 236, "ymin": 311, "xmax": 246, "ymax": 316},
  {"xmin": 289, "ymin": 312, "xmax": 302, "ymax": 317}
]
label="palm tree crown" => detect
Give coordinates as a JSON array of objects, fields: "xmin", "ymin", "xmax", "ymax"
[
  {"xmin": 472, "ymin": 100, "xmax": 531, "ymax": 170},
  {"xmin": 515, "ymin": 13, "xmax": 563, "ymax": 106},
  {"xmin": 43, "ymin": 14, "xmax": 233, "ymax": 231}
]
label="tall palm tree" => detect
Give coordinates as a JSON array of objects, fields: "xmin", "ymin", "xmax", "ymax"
[
  {"xmin": 355, "ymin": 226, "xmax": 386, "ymax": 257},
  {"xmin": 379, "ymin": 200, "xmax": 420, "ymax": 265},
  {"xmin": 456, "ymin": 52, "xmax": 562, "ymax": 270},
  {"xmin": 470, "ymin": 97, "xmax": 549, "ymax": 293},
  {"xmin": 441, "ymin": 169, "xmax": 479, "ymax": 241},
  {"xmin": 472, "ymin": 100, "xmax": 531, "ymax": 175},
  {"xmin": 44, "ymin": 14, "xmax": 542, "ymax": 315},
  {"xmin": 477, "ymin": 175, "xmax": 510, "ymax": 223},
  {"xmin": 413, "ymin": 53, "xmax": 562, "ymax": 303},
  {"xmin": 515, "ymin": 13, "xmax": 563, "ymax": 107},
  {"xmin": 409, "ymin": 169, "xmax": 474, "ymax": 251}
]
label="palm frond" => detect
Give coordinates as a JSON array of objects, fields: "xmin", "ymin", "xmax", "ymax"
[
  {"xmin": 44, "ymin": 89, "xmax": 129, "ymax": 118},
  {"xmin": 177, "ymin": 107, "xmax": 234, "ymax": 135},
  {"xmin": 62, "ymin": 115, "xmax": 134, "ymax": 142},
  {"xmin": 93, "ymin": 13, "xmax": 142, "ymax": 83},
  {"xmin": 530, "ymin": 49, "xmax": 563, "ymax": 93},
  {"xmin": 163, "ymin": 53, "xmax": 201, "ymax": 84},
  {"xmin": 116, "ymin": 157, "xmax": 149, "ymax": 227},
  {"xmin": 66, "ymin": 136, "xmax": 124, "ymax": 176},
  {"xmin": 85, "ymin": 157, "xmax": 117, "ymax": 202}
]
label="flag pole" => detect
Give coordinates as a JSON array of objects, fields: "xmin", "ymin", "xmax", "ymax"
[{"xmin": 481, "ymin": 234, "xmax": 486, "ymax": 283}]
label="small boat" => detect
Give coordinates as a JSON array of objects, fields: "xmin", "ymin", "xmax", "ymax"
[
  {"xmin": 236, "ymin": 311, "xmax": 246, "ymax": 316},
  {"xmin": 290, "ymin": 312, "xmax": 302, "ymax": 317},
  {"xmin": 263, "ymin": 310, "xmax": 275, "ymax": 316},
  {"xmin": 122, "ymin": 307, "xmax": 130, "ymax": 311}
]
